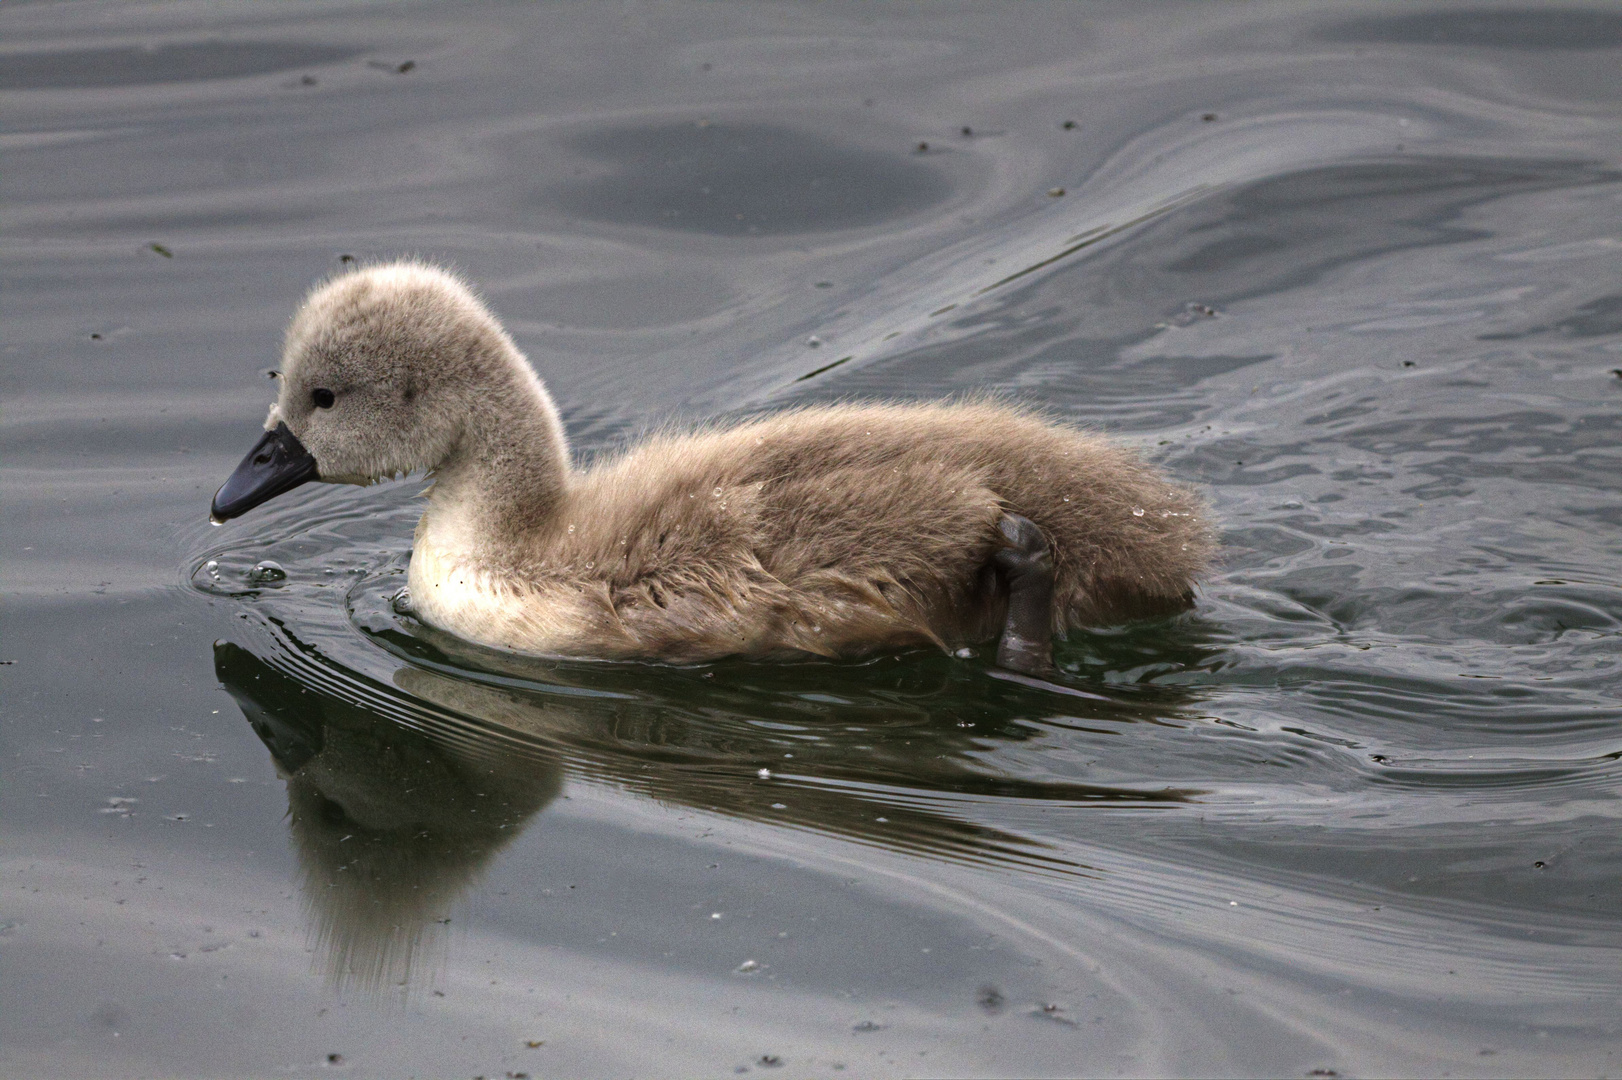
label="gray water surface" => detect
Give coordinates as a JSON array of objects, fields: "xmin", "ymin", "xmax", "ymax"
[{"xmin": 4, "ymin": 3, "xmax": 1621, "ymax": 1077}]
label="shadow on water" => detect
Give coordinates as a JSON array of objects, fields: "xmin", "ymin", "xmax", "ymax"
[
  {"xmin": 1321, "ymin": 7, "xmax": 1622, "ymax": 51},
  {"xmin": 0, "ymin": 42, "xmax": 363, "ymax": 91},
  {"xmin": 213, "ymin": 565, "xmax": 1213, "ymax": 992},
  {"xmin": 809, "ymin": 156, "xmax": 1619, "ymax": 426},
  {"xmin": 546, "ymin": 122, "xmax": 954, "ymax": 236}
]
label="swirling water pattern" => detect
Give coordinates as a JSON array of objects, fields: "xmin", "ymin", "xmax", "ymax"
[{"xmin": 3, "ymin": 3, "xmax": 1620, "ymax": 1077}]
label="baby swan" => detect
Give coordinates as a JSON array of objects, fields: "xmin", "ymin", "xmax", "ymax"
[{"xmin": 212, "ymin": 262, "xmax": 1214, "ymax": 673}]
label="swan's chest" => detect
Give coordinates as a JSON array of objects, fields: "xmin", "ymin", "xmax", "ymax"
[{"xmin": 407, "ymin": 514, "xmax": 599, "ymax": 656}]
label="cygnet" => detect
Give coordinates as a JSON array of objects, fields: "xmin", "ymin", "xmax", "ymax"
[{"xmin": 212, "ymin": 261, "xmax": 1214, "ymax": 673}]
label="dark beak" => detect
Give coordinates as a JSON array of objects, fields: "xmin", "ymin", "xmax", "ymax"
[{"xmin": 211, "ymin": 422, "xmax": 319, "ymax": 523}]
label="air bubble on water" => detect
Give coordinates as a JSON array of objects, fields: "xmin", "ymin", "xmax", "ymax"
[
  {"xmin": 1062, "ymin": 496, "xmax": 1070, "ymax": 502},
  {"xmin": 757, "ymin": 768, "xmax": 772, "ymax": 779},
  {"xmin": 567, "ymin": 524, "xmax": 575, "ymax": 533},
  {"xmin": 954, "ymin": 647, "xmax": 973, "ymax": 659},
  {"xmin": 204, "ymin": 560, "xmax": 220, "ymax": 580},
  {"xmin": 246, "ymin": 560, "xmax": 286, "ymax": 583},
  {"xmin": 712, "ymin": 487, "xmax": 723, "ymax": 497},
  {"xmin": 1131, "ymin": 506, "xmax": 1145, "ymax": 517}
]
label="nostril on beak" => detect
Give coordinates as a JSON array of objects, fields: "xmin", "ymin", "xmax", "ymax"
[{"xmin": 254, "ymin": 452, "xmax": 272, "ymax": 465}]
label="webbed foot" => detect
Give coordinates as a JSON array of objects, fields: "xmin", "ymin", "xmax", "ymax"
[{"xmin": 991, "ymin": 513, "xmax": 1055, "ymax": 676}]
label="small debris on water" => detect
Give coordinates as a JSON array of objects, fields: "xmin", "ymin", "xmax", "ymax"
[
  {"xmin": 977, "ymin": 984, "xmax": 1005, "ymax": 1013},
  {"xmin": 806, "ymin": 335, "xmax": 822, "ymax": 348},
  {"xmin": 1061, "ymin": 119, "xmax": 1077, "ymax": 130},
  {"xmin": 757, "ymin": 768, "xmax": 771, "ymax": 779},
  {"xmin": 1047, "ymin": 187, "xmax": 1066, "ymax": 197},
  {"xmin": 960, "ymin": 125, "xmax": 973, "ymax": 137},
  {"xmin": 852, "ymin": 1020, "xmax": 886, "ymax": 1032},
  {"xmin": 915, "ymin": 141, "xmax": 929, "ymax": 153},
  {"xmin": 1403, "ymin": 360, "xmax": 1417, "ymax": 368},
  {"xmin": 1201, "ymin": 112, "xmax": 1219, "ymax": 122},
  {"xmin": 735, "ymin": 959, "xmax": 760, "ymax": 974},
  {"xmin": 1168, "ymin": 302, "xmax": 1219, "ymax": 326},
  {"xmin": 1035, "ymin": 1002, "xmax": 1077, "ymax": 1026},
  {"xmin": 148, "ymin": 243, "xmax": 173, "ymax": 258},
  {"xmin": 757, "ymin": 1056, "xmax": 782, "ymax": 1068},
  {"xmin": 246, "ymin": 561, "xmax": 286, "ymax": 584},
  {"xmin": 325, "ymin": 1053, "xmax": 344, "ymax": 1065},
  {"xmin": 524, "ymin": 1039, "xmax": 544, "ymax": 1047}
]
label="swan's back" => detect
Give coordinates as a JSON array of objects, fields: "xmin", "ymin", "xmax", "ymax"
[{"xmin": 539, "ymin": 400, "xmax": 1211, "ymax": 659}]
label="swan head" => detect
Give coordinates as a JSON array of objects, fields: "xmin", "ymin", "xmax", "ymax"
[{"xmin": 213, "ymin": 261, "xmax": 544, "ymax": 522}]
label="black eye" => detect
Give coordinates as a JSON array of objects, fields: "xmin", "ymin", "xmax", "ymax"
[{"xmin": 312, "ymin": 388, "xmax": 335, "ymax": 409}]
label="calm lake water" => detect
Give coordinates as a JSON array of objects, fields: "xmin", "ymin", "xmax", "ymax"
[{"xmin": 4, "ymin": 3, "xmax": 1621, "ymax": 1077}]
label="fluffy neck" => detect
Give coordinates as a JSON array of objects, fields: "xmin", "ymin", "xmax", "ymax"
[{"xmin": 419, "ymin": 354, "xmax": 569, "ymax": 566}]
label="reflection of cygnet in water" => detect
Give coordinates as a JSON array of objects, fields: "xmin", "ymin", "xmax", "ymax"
[
  {"xmin": 209, "ymin": 261, "xmax": 1213, "ymax": 675},
  {"xmin": 215, "ymin": 643, "xmax": 561, "ymax": 995}
]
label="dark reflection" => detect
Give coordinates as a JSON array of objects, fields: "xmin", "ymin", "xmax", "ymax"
[
  {"xmin": 0, "ymin": 42, "xmax": 362, "ymax": 90},
  {"xmin": 1321, "ymin": 9, "xmax": 1622, "ymax": 50},
  {"xmin": 1557, "ymin": 293, "xmax": 1622, "ymax": 338},
  {"xmin": 215, "ymin": 604, "xmax": 1211, "ymax": 989},
  {"xmin": 548, "ymin": 122, "xmax": 952, "ymax": 235},
  {"xmin": 216, "ymin": 642, "xmax": 562, "ymax": 995}
]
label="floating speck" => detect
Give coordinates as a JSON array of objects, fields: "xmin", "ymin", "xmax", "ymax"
[
  {"xmin": 757, "ymin": 767, "xmax": 772, "ymax": 779},
  {"xmin": 1047, "ymin": 187, "xmax": 1066, "ymax": 197},
  {"xmin": 735, "ymin": 959, "xmax": 760, "ymax": 974}
]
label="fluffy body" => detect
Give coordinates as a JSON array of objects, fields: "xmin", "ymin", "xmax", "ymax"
[{"xmin": 266, "ymin": 262, "xmax": 1214, "ymax": 664}]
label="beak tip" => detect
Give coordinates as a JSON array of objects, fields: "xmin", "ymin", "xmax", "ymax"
[{"xmin": 209, "ymin": 423, "xmax": 317, "ymax": 522}]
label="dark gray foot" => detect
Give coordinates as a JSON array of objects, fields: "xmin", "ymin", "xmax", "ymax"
[{"xmin": 991, "ymin": 513, "xmax": 1055, "ymax": 675}]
